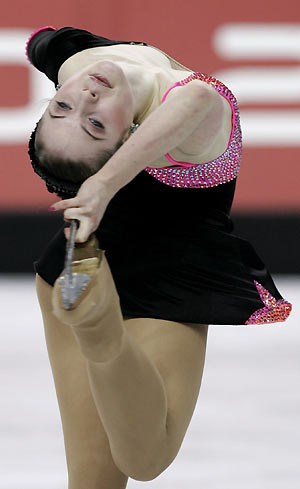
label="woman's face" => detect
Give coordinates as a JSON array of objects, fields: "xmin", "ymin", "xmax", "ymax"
[{"xmin": 40, "ymin": 60, "xmax": 135, "ymax": 163}]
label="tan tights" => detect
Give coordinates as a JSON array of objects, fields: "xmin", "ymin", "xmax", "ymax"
[{"xmin": 36, "ymin": 250, "xmax": 208, "ymax": 488}]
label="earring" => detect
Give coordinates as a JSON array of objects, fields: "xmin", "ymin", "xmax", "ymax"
[
  {"xmin": 130, "ymin": 122, "xmax": 139, "ymax": 133},
  {"xmin": 55, "ymin": 83, "xmax": 62, "ymax": 91}
]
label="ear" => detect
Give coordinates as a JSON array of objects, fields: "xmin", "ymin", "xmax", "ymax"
[{"xmin": 121, "ymin": 127, "xmax": 132, "ymax": 144}]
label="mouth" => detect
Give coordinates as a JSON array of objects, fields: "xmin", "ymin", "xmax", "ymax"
[{"xmin": 89, "ymin": 74, "xmax": 111, "ymax": 88}]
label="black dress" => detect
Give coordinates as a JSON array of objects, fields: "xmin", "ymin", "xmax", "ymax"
[{"xmin": 28, "ymin": 26, "xmax": 293, "ymax": 326}]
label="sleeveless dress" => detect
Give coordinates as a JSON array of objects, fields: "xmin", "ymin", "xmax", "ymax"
[{"xmin": 27, "ymin": 26, "xmax": 293, "ymax": 326}]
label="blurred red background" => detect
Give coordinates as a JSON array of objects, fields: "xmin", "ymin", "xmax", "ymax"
[{"xmin": 0, "ymin": 0, "xmax": 299, "ymax": 213}]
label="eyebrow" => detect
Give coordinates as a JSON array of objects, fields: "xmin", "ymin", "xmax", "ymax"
[{"xmin": 48, "ymin": 112, "xmax": 105, "ymax": 141}]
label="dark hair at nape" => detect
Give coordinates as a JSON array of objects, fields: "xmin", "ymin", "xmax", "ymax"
[{"xmin": 28, "ymin": 119, "xmax": 123, "ymax": 199}]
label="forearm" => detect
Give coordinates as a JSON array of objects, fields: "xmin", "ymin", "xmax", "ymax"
[{"xmin": 95, "ymin": 83, "xmax": 213, "ymax": 195}]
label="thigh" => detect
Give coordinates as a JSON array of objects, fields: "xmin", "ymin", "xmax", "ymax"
[
  {"xmin": 123, "ymin": 317, "xmax": 209, "ymax": 461},
  {"xmin": 36, "ymin": 274, "xmax": 128, "ymax": 489}
]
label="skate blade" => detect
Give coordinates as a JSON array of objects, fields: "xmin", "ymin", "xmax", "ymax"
[{"xmin": 59, "ymin": 273, "xmax": 92, "ymax": 310}]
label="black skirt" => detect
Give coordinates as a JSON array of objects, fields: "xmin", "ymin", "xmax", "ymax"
[{"xmin": 35, "ymin": 171, "xmax": 292, "ymax": 326}]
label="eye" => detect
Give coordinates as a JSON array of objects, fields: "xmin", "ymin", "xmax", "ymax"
[
  {"xmin": 89, "ymin": 118, "xmax": 105, "ymax": 130},
  {"xmin": 56, "ymin": 101, "xmax": 71, "ymax": 110}
]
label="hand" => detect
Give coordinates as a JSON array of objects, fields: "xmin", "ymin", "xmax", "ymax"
[{"xmin": 49, "ymin": 173, "xmax": 113, "ymax": 242}]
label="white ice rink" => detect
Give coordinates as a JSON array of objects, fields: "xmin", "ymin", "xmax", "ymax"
[{"xmin": 0, "ymin": 275, "xmax": 299, "ymax": 489}]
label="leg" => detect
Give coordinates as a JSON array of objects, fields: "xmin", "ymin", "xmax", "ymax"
[
  {"xmin": 36, "ymin": 274, "xmax": 128, "ymax": 489},
  {"xmin": 52, "ymin": 252, "xmax": 209, "ymax": 482},
  {"xmin": 94, "ymin": 316, "xmax": 209, "ymax": 481}
]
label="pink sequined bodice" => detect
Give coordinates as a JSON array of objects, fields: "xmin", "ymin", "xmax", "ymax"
[{"xmin": 144, "ymin": 73, "xmax": 242, "ymax": 188}]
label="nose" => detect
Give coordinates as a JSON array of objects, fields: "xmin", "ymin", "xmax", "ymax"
[{"xmin": 81, "ymin": 88, "xmax": 97, "ymax": 98}]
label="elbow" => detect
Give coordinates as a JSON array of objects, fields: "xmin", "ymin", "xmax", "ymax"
[
  {"xmin": 186, "ymin": 80, "xmax": 215, "ymax": 102},
  {"xmin": 184, "ymin": 81, "xmax": 219, "ymax": 118},
  {"xmin": 191, "ymin": 82, "xmax": 224, "ymax": 122}
]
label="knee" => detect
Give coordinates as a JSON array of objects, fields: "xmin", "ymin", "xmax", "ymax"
[
  {"xmin": 116, "ymin": 458, "xmax": 171, "ymax": 482},
  {"xmin": 112, "ymin": 442, "xmax": 177, "ymax": 482}
]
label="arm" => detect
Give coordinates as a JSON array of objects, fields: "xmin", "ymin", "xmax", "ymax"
[
  {"xmin": 51, "ymin": 80, "xmax": 222, "ymax": 241},
  {"xmin": 96, "ymin": 80, "xmax": 222, "ymax": 194}
]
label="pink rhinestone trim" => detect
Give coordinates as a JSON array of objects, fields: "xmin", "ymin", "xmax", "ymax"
[
  {"xmin": 26, "ymin": 26, "xmax": 56, "ymax": 63},
  {"xmin": 245, "ymin": 281, "xmax": 292, "ymax": 325},
  {"xmin": 144, "ymin": 73, "xmax": 242, "ymax": 188}
]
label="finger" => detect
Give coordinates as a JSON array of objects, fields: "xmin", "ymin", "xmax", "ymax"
[
  {"xmin": 64, "ymin": 218, "xmax": 81, "ymax": 240},
  {"xmin": 64, "ymin": 207, "xmax": 83, "ymax": 221},
  {"xmin": 50, "ymin": 197, "xmax": 79, "ymax": 212},
  {"xmin": 75, "ymin": 219, "xmax": 92, "ymax": 243},
  {"xmin": 63, "ymin": 214, "xmax": 90, "ymax": 242},
  {"xmin": 64, "ymin": 226, "xmax": 71, "ymax": 240}
]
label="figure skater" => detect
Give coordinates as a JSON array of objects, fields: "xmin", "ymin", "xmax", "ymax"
[{"xmin": 26, "ymin": 26, "xmax": 292, "ymax": 489}]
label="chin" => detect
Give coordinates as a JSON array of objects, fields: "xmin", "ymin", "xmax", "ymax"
[
  {"xmin": 87, "ymin": 60, "xmax": 122, "ymax": 85},
  {"xmin": 92, "ymin": 60, "xmax": 119, "ymax": 72}
]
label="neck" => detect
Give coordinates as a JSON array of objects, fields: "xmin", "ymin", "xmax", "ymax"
[{"xmin": 117, "ymin": 62, "xmax": 161, "ymax": 124}]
